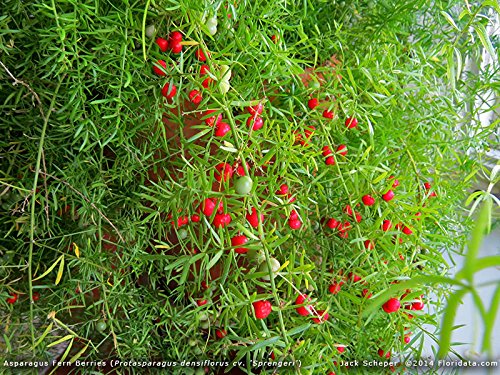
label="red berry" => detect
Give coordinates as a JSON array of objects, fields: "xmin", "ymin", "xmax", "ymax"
[
  {"xmin": 336, "ymin": 144, "xmax": 347, "ymax": 156},
  {"xmin": 295, "ymin": 294, "xmax": 313, "ymax": 316},
  {"xmin": 404, "ymin": 336, "xmax": 411, "ymax": 344},
  {"xmin": 170, "ymin": 41, "xmax": 182, "ymax": 54},
  {"xmin": 415, "ymin": 212, "xmax": 422, "ymax": 221},
  {"xmin": 171, "ymin": 215, "xmax": 189, "ymax": 228},
  {"xmin": 364, "ymin": 240, "xmax": 375, "ymax": 250},
  {"xmin": 362, "ymin": 195, "xmax": 375, "ymax": 206},
  {"xmin": 393, "ymin": 236, "xmax": 403, "ymax": 245},
  {"xmin": 362, "ymin": 289, "xmax": 372, "ymax": 298},
  {"xmin": 308, "ymin": 98, "xmax": 319, "ymax": 110},
  {"xmin": 348, "ymin": 273, "xmax": 362, "ymax": 283},
  {"xmin": 202, "ymin": 77, "xmax": 213, "ymax": 88},
  {"xmin": 234, "ymin": 162, "xmax": 249, "ymax": 177},
  {"xmin": 197, "ymin": 299, "xmax": 207, "ymax": 306},
  {"xmin": 170, "ymin": 31, "xmax": 183, "ymax": 42},
  {"xmin": 378, "ymin": 349, "xmax": 391, "ymax": 358},
  {"xmin": 395, "ymin": 222, "xmax": 403, "ymax": 230},
  {"xmin": 231, "ymin": 235, "xmax": 248, "ymax": 254},
  {"xmin": 214, "ymin": 122, "xmax": 231, "ymax": 137},
  {"xmin": 246, "ymin": 207, "xmax": 263, "ymax": 228},
  {"xmin": 382, "ymin": 220, "xmax": 392, "ymax": 231},
  {"xmin": 153, "ymin": 60, "xmax": 167, "ymax": 76},
  {"xmin": 382, "ymin": 190, "xmax": 395, "ymax": 202},
  {"xmin": 391, "ymin": 177, "xmax": 400, "ymax": 187},
  {"xmin": 276, "ymin": 183, "xmax": 289, "ymax": 195},
  {"xmin": 253, "ymin": 300, "xmax": 272, "ymax": 319},
  {"xmin": 382, "ymin": 298, "xmax": 401, "ymax": 313},
  {"xmin": 327, "ymin": 218, "xmax": 339, "ymax": 229},
  {"xmin": 204, "ymin": 110, "xmax": 222, "ymax": 127},
  {"xmin": 195, "ymin": 48, "xmax": 208, "ymax": 62},
  {"xmin": 32, "ymin": 292, "xmax": 40, "ymax": 301},
  {"xmin": 338, "ymin": 221, "xmax": 351, "ymax": 232},
  {"xmin": 200, "ymin": 198, "xmax": 216, "ymax": 217},
  {"xmin": 304, "ymin": 125, "xmax": 315, "ymax": 139},
  {"xmin": 161, "ymin": 82, "xmax": 177, "ymax": 99},
  {"xmin": 189, "ymin": 89, "xmax": 202, "ymax": 104},
  {"xmin": 424, "ymin": 182, "xmax": 431, "ymax": 190},
  {"xmin": 345, "ymin": 117, "xmax": 358, "ymax": 129},
  {"xmin": 288, "ymin": 218, "xmax": 302, "ymax": 230},
  {"xmin": 322, "ymin": 146, "xmax": 332, "ymax": 157},
  {"xmin": 325, "ymin": 156, "xmax": 335, "ymax": 165},
  {"xmin": 329, "ymin": 283, "xmax": 342, "ymax": 294},
  {"xmin": 247, "ymin": 115, "xmax": 264, "ymax": 131},
  {"xmin": 411, "ymin": 299, "xmax": 424, "ymax": 310},
  {"xmin": 6, "ymin": 292, "xmax": 18, "ymax": 304},
  {"xmin": 191, "ymin": 214, "xmax": 200, "ymax": 222},
  {"xmin": 344, "ymin": 205, "xmax": 353, "ymax": 216},
  {"xmin": 215, "ymin": 329, "xmax": 227, "ymax": 339},
  {"xmin": 336, "ymin": 346, "xmax": 345, "ymax": 353},
  {"xmin": 402, "ymin": 226, "xmax": 413, "ymax": 235},
  {"xmin": 289, "ymin": 210, "xmax": 299, "ymax": 221},
  {"xmin": 200, "ymin": 64, "xmax": 210, "ymax": 75},
  {"xmin": 355, "ymin": 212, "xmax": 362, "ymax": 223},
  {"xmin": 156, "ymin": 37, "xmax": 169, "ymax": 52},
  {"xmin": 213, "ymin": 212, "xmax": 231, "ymax": 228},
  {"xmin": 323, "ymin": 109, "xmax": 334, "ymax": 119},
  {"xmin": 216, "ymin": 200, "xmax": 225, "ymax": 214},
  {"xmin": 247, "ymin": 103, "xmax": 264, "ymax": 116},
  {"xmin": 338, "ymin": 231, "xmax": 348, "ymax": 238},
  {"xmin": 214, "ymin": 162, "xmax": 233, "ymax": 182},
  {"xmin": 312, "ymin": 310, "xmax": 329, "ymax": 324}
]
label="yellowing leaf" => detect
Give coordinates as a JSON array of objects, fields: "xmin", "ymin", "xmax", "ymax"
[
  {"xmin": 32, "ymin": 322, "xmax": 53, "ymax": 349},
  {"xmin": 154, "ymin": 244, "xmax": 170, "ymax": 249},
  {"xmin": 278, "ymin": 260, "xmax": 290, "ymax": 272},
  {"xmin": 55, "ymin": 256, "xmax": 65, "ymax": 285},
  {"xmin": 34, "ymin": 255, "xmax": 64, "ymax": 281},
  {"xmin": 72, "ymin": 242, "xmax": 80, "ymax": 258},
  {"xmin": 47, "ymin": 334, "xmax": 73, "ymax": 348},
  {"xmin": 180, "ymin": 40, "xmax": 199, "ymax": 46},
  {"xmin": 69, "ymin": 341, "xmax": 89, "ymax": 363}
]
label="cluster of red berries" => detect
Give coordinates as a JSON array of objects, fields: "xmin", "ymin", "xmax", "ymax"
[
  {"xmin": 155, "ymin": 31, "xmax": 183, "ymax": 54},
  {"xmin": 305, "ymin": 96, "xmax": 358, "ymax": 166},
  {"xmin": 295, "ymin": 294, "xmax": 329, "ymax": 324},
  {"xmin": 147, "ymin": 30, "xmax": 439, "ymax": 365},
  {"xmin": 308, "ymin": 97, "xmax": 358, "ymax": 130},
  {"xmin": 204, "ymin": 110, "xmax": 231, "ymax": 138},
  {"xmin": 327, "ymin": 272, "xmax": 374, "ymax": 298},
  {"xmin": 153, "ymin": 32, "xmax": 218, "ymax": 112},
  {"xmin": 382, "ymin": 293, "xmax": 425, "ymax": 314},
  {"xmin": 321, "ymin": 144, "xmax": 348, "ymax": 166},
  {"xmin": 246, "ymin": 103, "xmax": 265, "ymax": 131},
  {"xmin": 294, "ymin": 125, "xmax": 316, "ymax": 146},
  {"xmin": 324, "ymin": 204, "xmax": 361, "ymax": 239},
  {"xmin": 5, "ymin": 292, "xmax": 40, "ymax": 304},
  {"xmin": 361, "ymin": 189, "xmax": 394, "ymax": 206}
]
